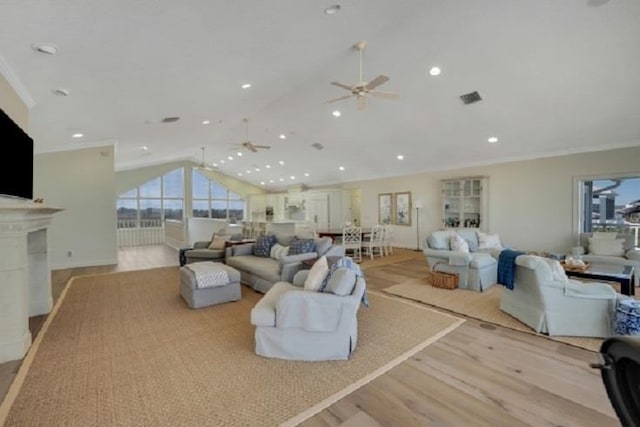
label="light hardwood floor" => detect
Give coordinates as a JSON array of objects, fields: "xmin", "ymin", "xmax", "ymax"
[{"xmin": 0, "ymin": 246, "xmax": 621, "ymax": 426}]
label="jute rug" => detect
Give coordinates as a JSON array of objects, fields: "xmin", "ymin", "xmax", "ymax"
[
  {"xmin": 383, "ymin": 278, "xmax": 604, "ymax": 352},
  {"xmin": 0, "ymin": 267, "xmax": 463, "ymax": 427}
]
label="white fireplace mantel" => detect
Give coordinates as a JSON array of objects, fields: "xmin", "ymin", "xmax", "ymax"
[{"xmin": 0, "ymin": 199, "xmax": 64, "ymax": 363}]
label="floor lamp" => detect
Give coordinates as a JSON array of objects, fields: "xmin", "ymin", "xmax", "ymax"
[{"xmin": 414, "ymin": 200, "xmax": 423, "ymax": 251}]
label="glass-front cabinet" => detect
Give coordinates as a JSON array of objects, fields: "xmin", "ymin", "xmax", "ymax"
[{"xmin": 442, "ymin": 177, "xmax": 487, "ymax": 229}]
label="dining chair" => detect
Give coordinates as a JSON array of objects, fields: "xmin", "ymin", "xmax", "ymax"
[
  {"xmin": 362, "ymin": 224, "xmax": 385, "ymax": 260},
  {"xmin": 340, "ymin": 225, "xmax": 362, "ymax": 262},
  {"xmin": 382, "ymin": 224, "xmax": 393, "ymax": 256}
]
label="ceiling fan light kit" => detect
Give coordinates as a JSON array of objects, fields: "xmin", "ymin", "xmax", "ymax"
[{"xmin": 324, "ymin": 40, "xmax": 399, "ymax": 111}]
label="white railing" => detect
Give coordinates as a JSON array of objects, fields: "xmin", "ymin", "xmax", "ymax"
[{"xmin": 117, "ymin": 219, "xmax": 164, "ymax": 247}]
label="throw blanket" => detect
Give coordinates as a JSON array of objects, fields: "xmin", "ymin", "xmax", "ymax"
[
  {"xmin": 186, "ymin": 262, "xmax": 230, "ymax": 289},
  {"xmin": 498, "ymin": 249, "xmax": 525, "ymax": 290}
]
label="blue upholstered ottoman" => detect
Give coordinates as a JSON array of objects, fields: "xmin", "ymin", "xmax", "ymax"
[{"xmin": 180, "ymin": 262, "xmax": 241, "ymax": 309}]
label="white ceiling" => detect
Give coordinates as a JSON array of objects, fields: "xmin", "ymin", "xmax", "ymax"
[{"xmin": 1, "ymin": 0, "xmax": 640, "ymax": 190}]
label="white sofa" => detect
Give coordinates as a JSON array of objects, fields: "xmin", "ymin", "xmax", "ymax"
[
  {"xmin": 423, "ymin": 229, "xmax": 499, "ymax": 292},
  {"xmin": 573, "ymin": 232, "xmax": 640, "ymax": 288},
  {"xmin": 500, "ymin": 255, "xmax": 618, "ymax": 338}
]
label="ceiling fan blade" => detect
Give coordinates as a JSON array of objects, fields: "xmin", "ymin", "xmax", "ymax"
[
  {"xmin": 357, "ymin": 95, "xmax": 367, "ymax": 111},
  {"xmin": 324, "ymin": 93, "xmax": 355, "ymax": 104},
  {"xmin": 369, "ymin": 90, "xmax": 400, "ymax": 100},
  {"xmin": 331, "ymin": 81, "xmax": 353, "ymax": 91},
  {"xmin": 365, "ymin": 75, "xmax": 389, "ymax": 90},
  {"xmin": 253, "ymin": 145, "xmax": 271, "ymax": 149}
]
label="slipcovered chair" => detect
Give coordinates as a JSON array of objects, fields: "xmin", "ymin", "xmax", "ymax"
[
  {"xmin": 500, "ymin": 255, "xmax": 618, "ymax": 338},
  {"xmin": 423, "ymin": 229, "xmax": 499, "ymax": 292},
  {"xmin": 573, "ymin": 232, "xmax": 640, "ymax": 288},
  {"xmin": 184, "ymin": 231, "xmax": 243, "ymax": 264},
  {"xmin": 250, "ymin": 267, "xmax": 366, "ymax": 361}
]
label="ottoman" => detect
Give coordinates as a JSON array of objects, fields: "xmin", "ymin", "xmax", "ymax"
[{"xmin": 180, "ymin": 262, "xmax": 241, "ymax": 309}]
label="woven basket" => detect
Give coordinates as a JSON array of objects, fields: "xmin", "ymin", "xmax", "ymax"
[{"xmin": 427, "ymin": 262, "xmax": 459, "ymax": 290}]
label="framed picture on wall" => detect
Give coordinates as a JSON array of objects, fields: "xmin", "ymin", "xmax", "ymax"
[
  {"xmin": 394, "ymin": 191, "xmax": 412, "ymax": 226},
  {"xmin": 378, "ymin": 193, "xmax": 393, "ymax": 224}
]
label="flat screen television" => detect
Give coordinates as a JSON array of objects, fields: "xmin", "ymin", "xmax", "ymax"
[{"xmin": 0, "ymin": 107, "xmax": 33, "ymax": 200}]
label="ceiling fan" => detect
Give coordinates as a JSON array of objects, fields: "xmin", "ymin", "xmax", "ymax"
[
  {"xmin": 197, "ymin": 146, "xmax": 216, "ymax": 171},
  {"xmin": 232, "ymin": 118, "xmax": 271, "ymax": 153},
  {"xmin": 324, "ymin": 40, "xmax": 399, "ymax": 111}
]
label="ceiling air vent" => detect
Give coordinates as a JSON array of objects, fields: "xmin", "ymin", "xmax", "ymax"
[
  {"xmin": 311, "ymin": 142, "xmax": 324, "ymax": 150},
  {"xmin": 161, "ymin": 116, "xmax": 180, "ymax": 123},
  {"xmin": 460, "ymin": 91, "xmax": 482, "ymax": 105}
]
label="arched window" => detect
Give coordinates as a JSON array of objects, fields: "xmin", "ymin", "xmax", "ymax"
[
  {"xmin": 192, "ymin": 169, "xmax": 245, "ymax": 221},
  {"xmin": 116, "ymin": 168, "xmax": 184, "ymax": 227}
]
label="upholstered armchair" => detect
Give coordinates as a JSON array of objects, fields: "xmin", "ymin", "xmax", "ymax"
[
  {"xmin": 500, "ymin": 255, "xmax": 618, "ymax": 338},
  {"xmin": 184, "ymin": 231, "xmax": 244, "ymax": 264},
  {"xmin": 250, "ymin": 269, "xmax": 366, "ymax": 361},
  {"xmin": 573, "ymin": 232, "xmax": 640, "ymax": 288},
  {"xmin": 423, "ymin": 229, "xmax": 499, "ymax": 292}
]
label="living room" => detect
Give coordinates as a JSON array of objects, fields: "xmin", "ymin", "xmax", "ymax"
[{"xmin": 2, "ymin": 1, "xmax": 640, "ymax": 425}]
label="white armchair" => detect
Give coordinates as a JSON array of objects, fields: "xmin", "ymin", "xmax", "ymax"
[
  {"xmin": 500, "ymin": 255, "xmax": 618, "ymax": 337},
  {"xmin": 250, "ymin": 270, "xmax": 366, "ymax": 361}
]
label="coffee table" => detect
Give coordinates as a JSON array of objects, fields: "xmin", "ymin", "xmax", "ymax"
[{"xmin": 563, "ymin": 263, "xmax": 635, "ymax": 296}]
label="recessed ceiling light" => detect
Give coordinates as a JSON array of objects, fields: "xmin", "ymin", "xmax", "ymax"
[
  {"xmin": 220, "ymin": 160, "xmax": 225, "ymax": 164},
  {"xmin": 212, "ymin": 162, "xmax": 218, "ymax": 167},
  {"xmin": 332, "ymin": 110, "xmax": 341, "ymax": 117},
  {"xmin": 269, "ymin": 179, "xmax": 275, "ymax": 183},
  {"xmin": 279, "ymin": 160, "xmax": 285, "ymax": 165},
  {"xmin": 488, "ymin": 136, "xmax": 499, "ymax": 143},
  {"xmin": 279, "ymin": 178, "xmax": 284, "ymax": 182},
  {"xmin": 304, "ymin": 173, "xmax": 310, "ymax": 177},
  {"xmin": 429, "ymin": 66, "xmax": 442, "ymax": 76},
  {"xmin": 237, "ymin": 152, "xmax": 243, "ymax": 156},
  {"xmin": 31, "ymin": 43, "xmax": 58, "ymax": 55},
  {"xmin": 228, "ymin": 156, "xmax": 233, "ymax": 160},
  {"xmin": 339, "ymin": 166, "xmax": 345, "ymax": 171},
  {"xmin": 279, "ymin": 134, "xmax": 286, "ymax": 139},
  {"xmin": 202, "ymin": 120, "xmax": 210, "ymax": 125},
  {"xmin": 260, "ymin": 181, "xmax": 265, "ymax": 185},
  {"xmin": 140, "ymin": 146, "xmax": 149, "ymax": 151},
  {"xmin": 72, "ymin": 133, "xmax": 83, "ymax": 138},
  {"xmin": 290, "ymin": 176, "xmax": 295, "ymax": 180},
  {"xmin": 238, "ymin": 173, "xmax": 243, "ymax": 176},
  {"xmin": 265, "ymin": 165, "xmax": 271, "ymax": 169},
  {"xmin": 324, "ymin": 5, "xmax": 341, "ymax": 14},
  {"xmin": 255, "ymin": 168, "xmax": 260, "ymax": 172},
  {"xmin": 397, "ymin": 154, "xmax": 404, "ymax": 160},
  {"xmin": 241, "ymin": 83, "xmax": 252, "ymax": 89}
]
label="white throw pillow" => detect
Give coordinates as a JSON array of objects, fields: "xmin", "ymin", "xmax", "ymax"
[
  {"xmin": 543, "ymin": 258, "xmax": 569, "ymax": 283},
  {"xmin": 589, "ymin": 237, "xmax": 625, "ymax": 256},
  {"xmin": 270, "ymin": 243, "xmax": 289, "ymax": 260},
  {"xmin": 478, "ymin": 232, "xmax": 502, "ymax": 250},
  {"xmin": 449, "ymin": 234, "xmax": 470, "ymax": 253},
  {"xmin": 304, "ymin": 256, "xmax": 329, "ymax": 292}
]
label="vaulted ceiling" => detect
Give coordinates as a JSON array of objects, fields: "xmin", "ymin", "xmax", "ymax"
[{"xmin": 1, "ymin": 0, "xmax": 639, "ymax": 190}]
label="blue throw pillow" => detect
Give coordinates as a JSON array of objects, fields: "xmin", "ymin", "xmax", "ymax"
[
  {"xmin": 253, "ymin": 234, "xmax": 276, "ymax": 257},
  {"xmin": 288, "ymin": 236, "xmax": 316, "ymax": 255}
]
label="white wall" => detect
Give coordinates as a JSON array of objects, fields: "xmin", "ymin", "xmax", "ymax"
[
  {"xmin": 345, "ymin": 146, "xmax": 640, "ymax": 253},
  {"xmin": 0, "ymin": 72, "xmax": 28, "ymax": 131},
  {"xmin": 34, "ymin": 145, "xmax": 118, "ymax": 268}
]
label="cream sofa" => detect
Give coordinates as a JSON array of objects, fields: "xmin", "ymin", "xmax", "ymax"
[{"xmin": 573, "ymin": 232, "xmax": 640, "ymax": 288}]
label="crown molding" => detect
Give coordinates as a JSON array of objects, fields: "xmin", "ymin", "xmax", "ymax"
[{"xmin": 0, "ymin": 53, "xmax": 36, "ymax": 109}]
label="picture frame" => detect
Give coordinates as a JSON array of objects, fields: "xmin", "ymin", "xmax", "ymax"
[
  {"xmin": 394, "ymin": 191, "xmax": 412, "ymax": 226},
  {"xmin": 378, "ymin": 193, "xmax": 393, "ymax": 224}
]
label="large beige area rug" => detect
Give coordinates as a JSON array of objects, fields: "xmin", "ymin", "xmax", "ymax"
[
  {"xmin": 383, "ymin": 278, "xmax": 603, "ymax": 352},
  {"xmin": 1, "ymin": 267, "xmax": 463, "ymax": 427}
]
